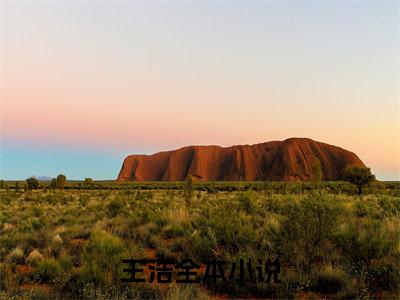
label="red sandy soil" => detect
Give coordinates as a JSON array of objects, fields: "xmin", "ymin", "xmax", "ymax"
[
  {"xmin": 16, "ymin": 265, "xmax": 33, "ymax": 275},
  {"xmin": 117, "ymin": 138, "xmax": 366, "ymax": 182}
]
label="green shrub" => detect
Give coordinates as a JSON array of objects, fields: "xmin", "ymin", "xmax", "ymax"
[
  {"xmin": 335, "ymin": 222, "xmax": 394, "ymax": 268},
  {"xmin": 355, "ymin": 200, "xmax": 372, "ymax": 217},
  {"xmin": 81, "ymin": 229, "xmax": 125, "ymax": 287},
  {"xmin": 162, "ymin": 223, "xmax": 185, "ymax": 238},
  {"xmin": 33, "ymin": 259, "xmax": 61, "ymax": 283},
  {"xmin": 106, "ymin": 198, "xmax": 124, "ymax": 217},
  {"xmin": 343, "ymin": 165, "xmax": 375, "ymax": 195},
  {"xmin": 192, "ymin": 210, "xmax": 257, "ymax": 258},
  {"xmin": 275, "ymin": 191, "xmax": 343, "ymax": 272},
  {"xmin": 237, "ymin": 191, "xmax": 257, "ymax": 213},
  {"xmin": 84, "ymin": 178, "xmax": 94, "ymax": 188},
  {"xmin": 50, "ymin": 174, "xmax": 67, "ymax": 189},
  {"xmin": 378, "ymin": 195, "xmax": 400, "ymax": 215},
  {"xmin": 26, "ymin": 177, "xmax": 39, "ymax": 190}
]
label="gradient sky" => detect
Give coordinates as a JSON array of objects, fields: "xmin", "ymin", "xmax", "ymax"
[{"xmin": 1, "ymin": 1, "xmax": 398, "ymax": 180}]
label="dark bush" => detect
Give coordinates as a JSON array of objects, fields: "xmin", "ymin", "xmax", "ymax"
[
  {"xmin": 343, "ymin": 165, "xmax": 375, "ymax": 195},
  {"xmin": 26, "ymin": 177, "xmax": 39, "ymax": 190}
]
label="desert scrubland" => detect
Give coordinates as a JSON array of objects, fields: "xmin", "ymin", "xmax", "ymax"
[{"xmin": 0, "ymin": 181, "xmax": 399, "ymax": 298}]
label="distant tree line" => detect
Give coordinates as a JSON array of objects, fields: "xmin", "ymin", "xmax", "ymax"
[
  {"xmin": 0, "ymin": 166, "xmax": 386, "ymax": 196},
  {"xmin": 23, "ymin": 174, "xmax": 68, "ymax": 190}
]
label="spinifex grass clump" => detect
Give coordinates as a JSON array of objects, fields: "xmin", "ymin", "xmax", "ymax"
[
  {"xmin": 0, "ymin": 185, "xmax": 399, "ymax": 298},
  {"xmin": 7, "ymin": 248, "xmax": 25, "ymax": 265}
]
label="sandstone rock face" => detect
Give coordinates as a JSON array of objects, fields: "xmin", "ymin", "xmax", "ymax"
[{"xmin": 117, "ymin": 138, "xmax": 366, "ymax": 182}]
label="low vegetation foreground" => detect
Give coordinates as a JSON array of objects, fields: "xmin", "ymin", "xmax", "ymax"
[{"xmin": 0, "ymin": 181, "xmax": 399, "ymax": 298}]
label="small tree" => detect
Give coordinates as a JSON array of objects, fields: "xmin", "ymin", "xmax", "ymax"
[
  {"xmin": 0, "ymin": 180, "xmax": 5, "ymax": 189},
  {"xmin": 310, "ymin": 158, "xmax": 323, "ymax": 182},
  {"xmin": 49, "ymin": 174, "xmax": 67, "ymax": 189},
  {"xmin": 49, "ymin": 178, "xmax": 57, "ymax": 189},
  {"xmin": 84, "ymin": 178, "xmax": 94, "ymax": 189},
  {"xmin": 26, "ymin": 177, "xmax": 39, "ymax": 190},
  {"xmin": 56, "ymin": 174, "xmax": 67, "ymax": 189},
  {"xmin": 343, "ymin": 165, "xmax": 375, "ymax": 195}
]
